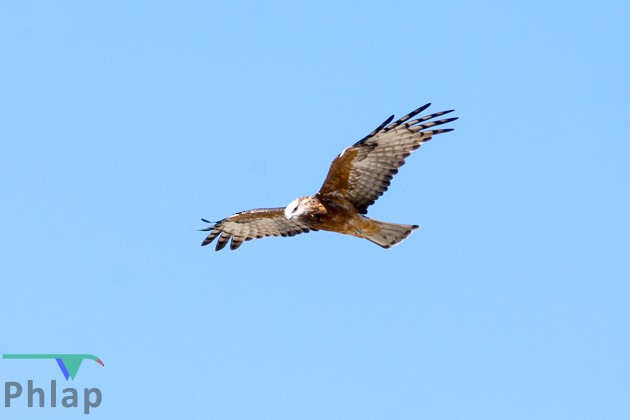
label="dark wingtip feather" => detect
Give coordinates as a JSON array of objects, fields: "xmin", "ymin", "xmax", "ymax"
[
  {"xmin": 374, "ymin": 115, "xmax": 395, "ymax": 133},
  {"xmin": 357, "ymin": 114, "xmax": 395, "ymax": 143},
  {"xmin": 201, "ymin": 230, "xmax": 220, "ymax": 246},
  {"xmin": 417, "ymin": 103, "xmax": 431, "ymax": 112},
  {"xmin": 199, "ymin": 218, "xmax": 217, "ymax": 232},
  {"xmin": 215, "ymin": 239, "xmax": 229, "ymax": 251},
  {"xmin": 439, "ymin": 117, "xmax": 459, "ymax": 124},
  {"xmin": 384, "ymin": 103, "xmax": 433, "ymax": 132},
  {"xmin": 408, "ymin": 103, "xmax": 431, "ymax": 115}
]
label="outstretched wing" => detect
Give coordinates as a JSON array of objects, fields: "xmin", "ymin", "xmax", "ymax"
[
  {"xmin": 317, "ymin": 103, "xmax": 457, "ymax": 214},
  {"xmin": 200, "ymin": 208, "xmax": 314, "ymax": 251}
]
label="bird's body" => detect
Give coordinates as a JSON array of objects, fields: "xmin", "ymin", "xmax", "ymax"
[
  {"xmin": 286, "ymin": 194, "xmax": 379, "ymax": 237},
  {"xmin": 201, "ymin": 103, "xmax": 457, "ymax": 251}
]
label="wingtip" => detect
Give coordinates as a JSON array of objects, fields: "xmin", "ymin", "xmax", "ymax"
[
  {"xmin": 410, "ymin": 103, "xmax": 431, "ymax": 116},
  {"xmin": 200, "ymin": 218, "xmax": 216, "ymax": 232}
]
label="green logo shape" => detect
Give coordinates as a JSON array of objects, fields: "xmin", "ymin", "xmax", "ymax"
[{"xmin": 3, "ymin": 354, "xmax": 104, "ymax": 380}]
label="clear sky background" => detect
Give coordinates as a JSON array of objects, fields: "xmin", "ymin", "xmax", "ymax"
[{"xmin": 1, "ymin": 1, "xmax": 629, "ymax": 419}]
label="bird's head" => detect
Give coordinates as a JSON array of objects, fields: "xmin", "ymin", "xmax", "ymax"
[{"xmin": 284, "ymin": 196, "xmax": 310, "ymax": 220}]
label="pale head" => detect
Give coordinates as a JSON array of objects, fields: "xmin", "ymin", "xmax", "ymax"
[{"xmin": 284, "ymin": 196, "xmax": 310, "ymax": 220}]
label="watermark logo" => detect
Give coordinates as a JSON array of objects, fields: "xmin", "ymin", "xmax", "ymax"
[
  {"xmin": 2, "ymin": 354, "xmax": 104, "ymax": 414},
  {"xmin": 3, "ymin": 354, "xmax": 104, "ymax": 380}
]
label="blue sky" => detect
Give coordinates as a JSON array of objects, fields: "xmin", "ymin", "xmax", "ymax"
[{"xmin": 1, "ymin": 1, "xmax": 629, "ymax": 418}]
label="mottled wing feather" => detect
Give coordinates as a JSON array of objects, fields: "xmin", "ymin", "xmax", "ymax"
[
  {"xmin": 200, "ymin": 208, "xmax": 314, "ymax": 251},
  {"xmin": 317, "ymin": 104, "xmax": 457, "ymax": 214}
]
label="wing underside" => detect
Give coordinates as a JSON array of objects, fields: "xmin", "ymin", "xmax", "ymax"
[
  {"xmin": 317, "ymin": 103, "xmax": 457, "ymax": 214},
  {"xmin": 200, "ymin": 207, "xmax": 314, "ymax": 251}
]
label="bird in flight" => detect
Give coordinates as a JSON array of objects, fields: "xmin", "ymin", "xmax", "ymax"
[{"xmin": 201, "ymin": 103, "xmax": 457, "ymax": 251}]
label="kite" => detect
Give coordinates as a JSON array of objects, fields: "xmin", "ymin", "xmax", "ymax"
[{"xmin": 201, "ymin": 103, "xmax": 457, "ymax": 251}]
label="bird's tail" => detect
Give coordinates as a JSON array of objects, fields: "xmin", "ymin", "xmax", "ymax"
[{"xmin": 363, "ymin": 220, "xmax": 419, "ymax": 248}]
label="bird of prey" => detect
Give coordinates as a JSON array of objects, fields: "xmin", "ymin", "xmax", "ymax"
[{"xmin": 201, "ymin": 103, "xmax": 457, "ymax": 251}]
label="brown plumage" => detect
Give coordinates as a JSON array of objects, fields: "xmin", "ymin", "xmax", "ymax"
[{"xmin": 201, "ymin": 103, "xmax": 457, "ymax": 251}]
